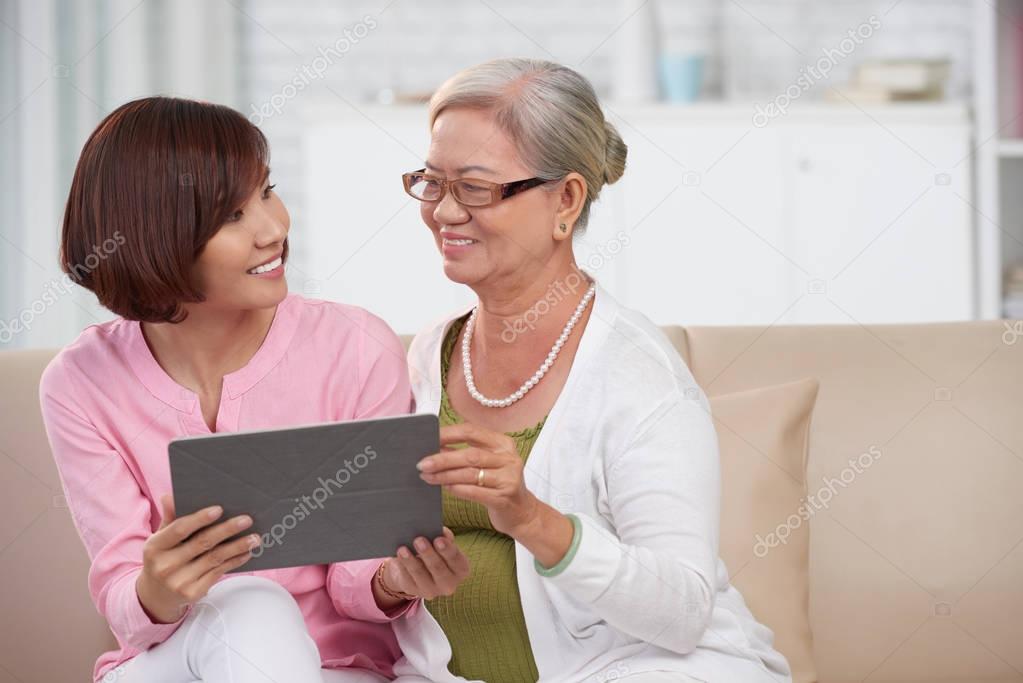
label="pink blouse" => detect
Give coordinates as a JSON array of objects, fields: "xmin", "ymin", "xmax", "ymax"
[{"xmin": 39, "ymin": 293, "xmax": 417, "ymax": 682}]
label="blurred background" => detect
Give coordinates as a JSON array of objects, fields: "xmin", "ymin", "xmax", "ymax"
[{"xmin": 2, "ymin": 0, "xmax": 1022, "ymax": 348}]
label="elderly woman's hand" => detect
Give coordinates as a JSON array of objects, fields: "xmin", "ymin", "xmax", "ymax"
[
  {"xmin": 418, "ymin": 423, "xmax": 542, "ymax": 537},
  {"xmin": 418, "ymin": 423, "xmax": 576, "ymax": 568}
]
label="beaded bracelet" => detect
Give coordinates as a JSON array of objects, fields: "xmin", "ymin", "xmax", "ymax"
[{"xmin": 375, "ymin": 559, "xmax": 416, "ymax": 601}]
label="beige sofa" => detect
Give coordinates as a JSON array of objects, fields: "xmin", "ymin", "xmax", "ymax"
[{"xmin": 1, "ymin": 320, "xmax": 1021, "ymax": 683}]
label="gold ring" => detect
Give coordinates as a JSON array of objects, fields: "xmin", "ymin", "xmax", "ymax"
[{"xmin": 477, "ymin": 468, "xmax": 486, "ymax": 487}]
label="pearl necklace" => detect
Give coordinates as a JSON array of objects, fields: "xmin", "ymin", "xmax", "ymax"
[{"xmin": 462, "ymin": 281, "xmax": 597, "ymax": 408}]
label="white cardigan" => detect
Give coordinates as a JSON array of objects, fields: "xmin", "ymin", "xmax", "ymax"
[{"xmin": 393, "ymin": 281, "xmax": 792, "ymax": 683}]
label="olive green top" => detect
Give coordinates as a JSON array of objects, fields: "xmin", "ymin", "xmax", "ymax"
[{"xmin": 424, "ymin": 314, "xmax": 545, "ymax": 683}]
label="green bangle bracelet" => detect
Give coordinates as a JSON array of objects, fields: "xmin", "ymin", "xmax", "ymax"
[{"xmin": 535, "ymin": 513, "xmax": 583, "ymax": 577}]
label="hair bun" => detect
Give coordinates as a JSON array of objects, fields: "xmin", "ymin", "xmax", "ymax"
[{"xmin": 603, "ymin": 119, "xmax": 627, "ymax": 185}]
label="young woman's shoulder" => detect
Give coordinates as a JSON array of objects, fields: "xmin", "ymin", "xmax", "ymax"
[
  {"xmin": 41, "ymin": 318, "xmax": 134, "ymax": 388},
  {"xmin": 288, "ymin": 293, "xmax": 405, "ymax": 364}
]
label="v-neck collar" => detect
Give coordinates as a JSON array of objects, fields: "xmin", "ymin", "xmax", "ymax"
[{"xmin": 125, "ymin": 293, "xmax": 302, "ymax": 412}]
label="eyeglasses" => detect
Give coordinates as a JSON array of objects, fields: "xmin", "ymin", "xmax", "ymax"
[{"xmin": 401, "ymin": 168, "xmax": 553, "ymax": 207}]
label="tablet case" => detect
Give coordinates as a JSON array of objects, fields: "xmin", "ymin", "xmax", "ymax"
[{"xmin": 169, "ymin": 413, "xmax": 441, "ymax": 572}]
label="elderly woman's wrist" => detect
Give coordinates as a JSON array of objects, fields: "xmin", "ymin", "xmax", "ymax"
[
  {"xmin": 505, "ymin": 494, "xmax": 547, "ymax": 540},
  {"xmin": 512, "ymin": 501, "xmax": 575, "ymax": 568},
  {"xmin": 536, "ymin": 513, "xmax": 583, "ymax": 576}
]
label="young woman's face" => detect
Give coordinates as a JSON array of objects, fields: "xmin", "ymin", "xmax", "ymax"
[
  {"xmin": 421, "ymin": 107, "xmax": 563, "ymax": 288},
  {"xmin": 192, "ymin": 175, "xmax": 290, "ymax": 312}
]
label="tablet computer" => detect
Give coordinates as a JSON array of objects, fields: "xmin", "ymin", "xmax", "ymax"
[{"xmin": 168, "ymin": 413, "xmax": 440, "ymax": 572}]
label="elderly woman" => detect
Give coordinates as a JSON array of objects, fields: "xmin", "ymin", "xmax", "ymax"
[{"xmin": 393, "ymin": 59, "xmax": 793, "ymax": 683}]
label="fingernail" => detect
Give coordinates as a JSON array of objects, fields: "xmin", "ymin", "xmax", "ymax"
[
  {"xmin": 435, "ymin": 538, "xmax": 447, "ymax": 551},
  {"xmin": 398, "ymin": 547, "xmax": 412, "ymax": 559},
  {"xmin": 208, "ymin": 506, "xmax": 222, "ymax": 519},
  {"xmin": 236, "ymin": 516, "xmax": 252, "ymax": 528},
  {"xmin": 417, "ymin": 458, "xmax": 431, "ymax": 472},
  {"xmin": 414, "ymin": 537, "xmax": 428, "ymax": 552},
  {"xmin": 248, "ymin": 535, "xmax": 260, "ymax": 548}
]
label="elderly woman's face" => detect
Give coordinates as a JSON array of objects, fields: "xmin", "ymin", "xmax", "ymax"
[{"xmin": 422, "ymin": 107, "xmax": 562, "ymax": 287}]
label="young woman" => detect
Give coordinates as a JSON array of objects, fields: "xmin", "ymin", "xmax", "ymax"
[{"xmin": 40, "ymin": 97, "xmax": 468, "ymax": 683}]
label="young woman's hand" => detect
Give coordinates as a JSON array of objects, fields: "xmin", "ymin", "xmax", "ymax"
[
  {"xmin": 136, "ymin": 494, "xmax": 259, "ymax": 623},
  {"xmin": 372, "ymin": 527, "xmax": 470, "ymax": 610}
]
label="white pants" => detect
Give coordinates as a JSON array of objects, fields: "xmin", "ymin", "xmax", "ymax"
[{"xmin": 114, "ymin": 576, "xmax": 388, "ymax": 683}]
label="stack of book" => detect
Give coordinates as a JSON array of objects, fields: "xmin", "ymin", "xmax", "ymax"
[
  {"xmin": 1005, "ymin": 265, "xmax": 1023, "ymax": 320},
  {"xmin": 828, "ymin": 59, "xmax": 950, "ymax": 103}
]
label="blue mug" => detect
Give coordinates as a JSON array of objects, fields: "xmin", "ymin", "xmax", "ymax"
[{"xmin": 658, "ymin": 54, "xmax": 705, "ymax": 102}]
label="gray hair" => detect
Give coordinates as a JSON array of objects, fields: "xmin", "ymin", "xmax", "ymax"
[{"xmin": 428, "ymin": 58, "xmax": 627, "ymax": 231}]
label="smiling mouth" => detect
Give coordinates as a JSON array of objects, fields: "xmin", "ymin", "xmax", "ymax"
[
  {"xmin": 247, "ymin": 256, "xmax": 283, "ymax": 274},
  {"xmin": 442, "ymin": 237, "xmax": 477, "ymax": 246}
]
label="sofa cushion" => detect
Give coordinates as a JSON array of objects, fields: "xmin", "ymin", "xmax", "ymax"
[
  {"xmin": 0, "ymin": 348, "xmax": 117, "ymax": 683},
  {"xmin": 713, "ymin": 377, "xmax": 819, "ymax": 683}
]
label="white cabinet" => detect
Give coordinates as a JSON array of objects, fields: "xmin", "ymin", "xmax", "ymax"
[
  {"xmin": 606, "ymin": 111, "xmax": 795, "ymax": 327},
  {"xmin": 300, "ymin": 103, "xmax": 973, "ymax": 333},
  {"xmin": 781, "ymin": 119, "xmax": 973, "ymax": 325}
]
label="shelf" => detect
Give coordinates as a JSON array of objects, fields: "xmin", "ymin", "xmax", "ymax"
[
  {"xmin": 300, "ymin": 100, "xmax": 971, "ymax": 126},
  {"xmin": 999, "ymin": 139, "xmax": 1023, "ymax": 157}
]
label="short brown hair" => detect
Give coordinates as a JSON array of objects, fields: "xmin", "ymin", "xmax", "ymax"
[{"xmin": 60, "ymin": 96, "xmax": 278, "ymax": 323}]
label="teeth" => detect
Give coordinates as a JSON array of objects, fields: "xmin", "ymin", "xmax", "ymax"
[
  {"xmin": 443, "ymin": 238, "xmax": 476, "ymax": 246},
  {"xmin": 248, "ymin": 256, "xmax": 282, "ymax": 274}
]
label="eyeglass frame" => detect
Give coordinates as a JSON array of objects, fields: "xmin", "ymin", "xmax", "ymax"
[{"xmin": 401, "ymin": 168, "xmax": 556, "ymax": 207}]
